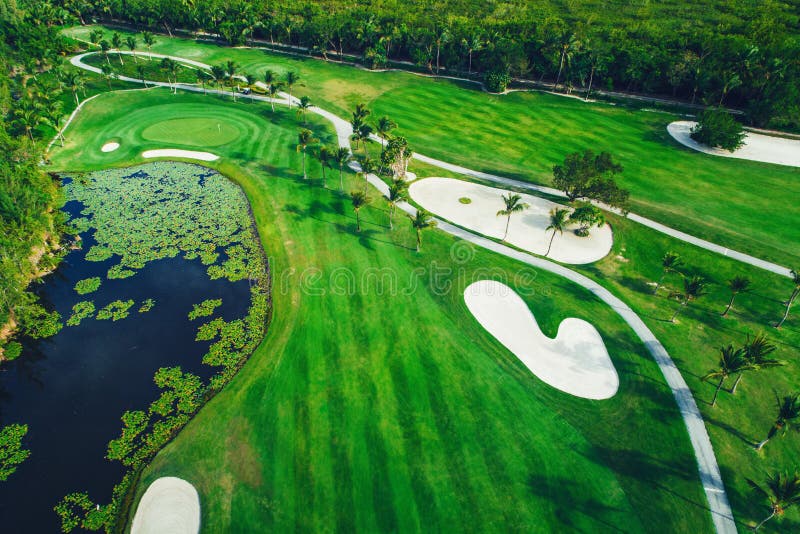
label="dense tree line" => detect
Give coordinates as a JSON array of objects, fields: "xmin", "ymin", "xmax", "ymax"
[
  {"xmin": 0, "ymin": 0, "xmax": 73, "ymax": 360},
  {"xmin": 52, "ymin": 0, "xmax": 800, "ymax": 129}
]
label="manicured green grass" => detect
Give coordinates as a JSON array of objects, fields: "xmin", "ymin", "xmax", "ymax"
[
  {"xmin": 50, "ymin": 89, "xmax": 713, "ymax": 532},
  {"xmin": 63, "ymin": 25, "xmax": 800, "ymax": 267}
]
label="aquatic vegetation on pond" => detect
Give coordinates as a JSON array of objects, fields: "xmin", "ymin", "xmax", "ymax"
[
  {"xmin": 96, "ymin": 300, "xmax": 134, "ymax": 322},
  {"xmin": 74, "ymin": 277, "xmax": 101, "ymax": 295},
  {"xmin": 63, "ymin": 163, "xmax": 266, "ymax": 284},
  {"xmin": 138, "ymin": 299, "xmax": 155, "ymax": 313},
  {"xmin": 188, "ymin": 299, "xmax": 222, "ymax": 321},
  {"xmin": 66, "ymin": 301, "xmax": 96, "ymax": 327},
  {"xmin": 0, "ymin": 424, "xmax": 30, "ymax": 482}
]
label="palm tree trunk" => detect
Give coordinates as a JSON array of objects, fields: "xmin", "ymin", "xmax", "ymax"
[
  {"xmin": 73, "ymin": 91, "xmax": 79, "ymax": 106},
  {"xmin": 356, "ymin": 211, "xmax": 361, "ymax": 232},
  {"xmin": 555, "ymin": 48, "xmax": 566, "ymax": 89},
  {"xmin": 302, "ymin": 149, "xmax": 307, "ymax": 179},
  {"xmin": 321, "ymin": 165, "xmax": 327, "ymax": 188},
  {"xmin": 722, "ymin": 293, "xmax": 736, "ymax": 316},
  {"xmin": 118, "ymin": 52, "xmax": 124, "ymax": 66},
  {"xmin": 755, "ymin": 425, "xmax": 779, "ymax": 450},
  {"xmin": 468, "ymin": 51, "xmax": 473, "ymax": 74},
  {"xmin": 585, "ymin": 65, "xmax": 595, "ymax": 101},
  {"xmin": 416, "ymin": 229, "xmax": 421, "ymax": 252},
  {"xmin": 389, "ymin": 205, "xmax": 394, "ymax": 229},
  {"xmin": 503, "ymin": 215, "xmax": 511, "ymax": 241},
  {"xmin": 545, "ymin": 230, "xmax": 556, "ymax": 257},
  {"xmin": 339, "ymin": 167, "xmax": 344, "ymax": 191},
  {"xmin": 730, "ymin": 372, "xmax": 743, "ymax": 393},
  {"xmin": 671, "ymin": 301, "xmax": 686, "ymax": 322},
  {"xmin": 753, "ymin": 510, "xmax": 776, "ymax": 531},
  {"xmin": 776, "ymin": 288, "xmax": 799, "ymax": 328},
  {"xmin": 711, "ymin": 377, "xmax": 724, "ymax": 406}
]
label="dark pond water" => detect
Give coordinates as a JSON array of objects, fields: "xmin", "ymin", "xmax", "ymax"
[{"xmin": 0, "ymin": 188, "xmax": 252, "ymax": 532}]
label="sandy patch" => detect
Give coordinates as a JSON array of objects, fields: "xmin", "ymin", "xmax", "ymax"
[
  {"xmin": 101, "ymin": 141, "xmax": 120, "ymax": 152},
  {"xmin": 142, "ymin": 149, "xmax": 219, "ymax": 161},
  {"xmin": 465, "ymin": 280, "xmax": 618, "ymax": 400},
  {"xmin": 667, "ymin": 121, "xmax": 800, "ymax": 167},
  {"xmin": 131, "ymin": 477, "xmax": 200, "ymax": 534},
  {"xmin": 410, "ymin": 178, "xmax": 612, "ymax": 264}
]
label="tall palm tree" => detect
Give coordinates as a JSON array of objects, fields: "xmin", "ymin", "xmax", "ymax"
[
  {"xmin": 13, "ymin": 105, "xmax": 39, "ymax": 140},
  {"xmin": 746, "ymin": 472, "xmax": 800, "ymax": 531},
  {"xmin": 722, "ymin": 275, "xmax": 751, "ymax": 316},
  {"xmin": 125, "ymin": 36, "xmax": 137, "ymax": 63},
  {"xmin": 317, "ymin": 146, "xmax": 331, "ymax": 188},
  {"xmin": 100, "ymin": 63, "xmax": 115, "ymax": 90},
  {"xmin": 89, "ymin": 29, "xmax": 104, "ymax": 46},
  {"xmin": 99, "ymin": 40, "xmax": 112, "ymax": 66},
  {"xmin": 352, "ymin": 123, "xmax": 374, "ymax": 156},
  {"xmin": 45, "ymin": 106, "xmax": 65, "ymax": 146},
  {"xmin": 350, "ymin": 190, "xmax": 368, "ymax": 232},
  {"xmin": 226, "ymin": 60, "xmax": 238, "ymax": 101},
  {"xmin": 702, "ymin": 344, "xmax": 754, "ymax": 406},
  {"xmin": 267, "ymin": 81, "xmax": 283, "ymax": 112},
  {"xmin": 409, "ymin": 209, "xmax": 437, "ymax": 252},
  {"xmin": 353, "ymin": 102, "xmax": 370, "ymax": 122},
  {"xmin": 197, "ymin": 70, "xmax": 211, "ymax": 95},
  {"xmin": 111, "ymin": 32, "xmax": 124, "ymax": 65},
  {"xmin": 545, "ymin": 207, "xmax": 570, "ymax": 257},
  {"xmin": 654, "ymin": 252, "xmax": 682, "ymax": 294},
  {"xmin": 263, "ymin": 69, "xmax": 276, "ymax": 89},
  {"xmin": 297, "ymin": 129, "xmax": 317, "ymax": 180},
  {"xmin": 333, "ymin": 147, "xmax": 351, "ymax": 191},
  {"xmin": 285, "ymin": 71, "xmax": 300, "ymax": 108},
  {"xmin": 496, "ymin": 193, "xmax": 530, "ymax": 241},
  {"xmin": 554, "ymin": 33, "xmax": 578, "ymax": 90},
  {"xmin": 211, "ymin": 65, "xmax": 225, "ymax": 96},
  {"xmin": 732, "ymin": 333, "xmax": 783, "ymax": 393},
  {"xmin": 776, "ymin": 269, "xmax": 800, "ymax": 328},
  {"xmin": 63, "ymin": 71, "xmax": 85, "ymax": 106},
  {"xmin": 297, "ymin": 95, "xmax": 312, "ymax": 123},
  {"xmin": 386, "ymin": 179, "xmax": 408, "ymax": 229},
  {"xmin": 136, "ymin": 64, "xmax": 147, "ymax": 87},
  {"xmin": 142, "ymin": 31, "xmax": 154, "ymax": 60},
  {"xmin": 755, "ymin": 393, "xmax": 800, "ymax": 450},
  {"xmin": 376, "ymin": 116, "xmax": 396, "ymax": 149},
  {"xmin": 244, "ymin": 73, "xmax": 256, "ymax": 102},
  {"xmin": 670, "ymin": 275, "xmax": 707, "ymax": 323}
]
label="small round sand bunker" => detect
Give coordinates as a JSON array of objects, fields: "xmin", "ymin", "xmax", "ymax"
[{"xmin": 101, "ymin": 141, "xmax": 120, "ymax": 152}]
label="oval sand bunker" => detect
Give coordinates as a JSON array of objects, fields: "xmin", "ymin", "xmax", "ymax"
[
  {"xmin": 142, "ymin": 149, "xmax": 219, "ymax": 161},
  {"xmin": 465, "ymin": 280, "xmax": 619, "ymax": 400},
  {"xmin": 131, "ymin": 477, "xmax": 200, "ymax": 534},
  {"xmin": 101, "ymin": 141, "xmax": 120, "ymax": 152}
]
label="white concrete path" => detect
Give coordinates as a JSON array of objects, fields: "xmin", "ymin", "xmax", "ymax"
[{"xmin": 67, "ymin": 51, "xmax": 740, "ymax": 532}]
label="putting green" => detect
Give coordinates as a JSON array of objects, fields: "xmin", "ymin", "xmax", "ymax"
[{"xmin": 141, "ymin": 118, "xmax": 241, "ymax": 147}]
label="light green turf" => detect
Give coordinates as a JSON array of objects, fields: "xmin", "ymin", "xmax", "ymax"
[
  {"xmin": 63, "ymin": 25, "xmax": 800, "ymax": 267},
  {"xmin": 140, "ymin": 118, "xmax": 241, "ymax": 147},
  {"xmin": 49, "ymin": 88, "xmax": 714, "ymax": 532}
]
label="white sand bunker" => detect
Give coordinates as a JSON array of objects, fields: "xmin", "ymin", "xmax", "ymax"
[
  {"xmin": 142, "ymin": 149, "xmax": 219, "ymax": 161},
  {"xmin": 101, "ymin": 141, "xmax": 120, "ymax": 152},
  {"xmin": 410, "ymin": 178, "xmax": 612, "ymax": 264},
  {"xmin": 465, "ymin": 280, "xmax": 619, "ymax": 400},
  {"xmin": 667, "ymin": 121, "xmax": 800, "ymax": 167},
  {"xmin": 131, "ymin": 477, "xmax": 200, "ymax": 534}
]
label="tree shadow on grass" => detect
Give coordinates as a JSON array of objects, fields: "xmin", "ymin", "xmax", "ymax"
[
  {"xmin": 525, "ymin": 474, "xmax": 628, "ymax": 533},
  {"xmin": 704, "ymin": 415, "xmax": 757, "ymax": 446}
]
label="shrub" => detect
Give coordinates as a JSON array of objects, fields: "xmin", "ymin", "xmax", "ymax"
[
  {"xmin": 2, "ymin": 341, "xmax": 23, "ymax": 361},
  {"xmin": 690, "ymin": 109, "xmax": 746, "ymax": 152},
  {"xmin": 484, "ymin": 70, "xmax": 511, "ymax": 93},
  {"xmin": 458, "ymin": 197, "xmax": 472, "ymax": 204}
]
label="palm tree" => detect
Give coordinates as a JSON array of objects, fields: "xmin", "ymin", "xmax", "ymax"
[
  {"xmin": 267, "ymin": 81, "xmax": 283, "ymax": 112},
  {"xmin": 350, "ymin": 190, "xmax": 368, "ymax": 232},
  {"xmin": 376, "ymin": 116, "xmax": 396, "ymax": 149},
  {"xmin": 100, "ymin": 63, "xmax": 115, "ymax": 90},
  {"xmin": 13, "ymin": 105, "xmax": 39, "ymax": 140},
  {"xmin": 702, "ymin": 344, "xmax": 753, "ymax": 406},
  {"xmin": 755, "ymin": 393, "xmax": 800, "ymax": 450},
  {"xmin": 297, "ymin": 95, "xmax": 312, "ymax": 123},
  {"xmin": 352, "ymin": 123, "xmax": 374, "ymax": 156},
  {"xmin": 211, "ymin": 65, "xmax": 225, "ymax": 96},
  {"xmin": 63, "ymin": 71, "xmax": 85, "ymax": 106},
  {"xmin": 136, "ymin": 65, "xmax": 147, "ymax": 87},
  {"xmin": 263, "ymin": 69, "xmax": 276, "ymax": 89},
  {"xmin": 386, "ymin": 179, "xmax": 408, "ymax": 229},
  {"xmin": 746, "ymin": 472, "xmax": 800, "ymax": 531},
  {"xmin": 125, "ymin": 36, "xmax": 137, "ymax": 63},
  {"xmin": 142, "ymin": 31, "xmax": 154, "ymax": 60},
  {"xmin": 353, "ymin": 102, "xmax": 371, "ymax": 122},
  {"xmin": 776, "ymin": 269, "xmax": 800, "ymax": 328},
  {"xmin": 545, "ymin": 207, "xmax": 570, "ymax": 257},
  {"xmin": 89, "ymin": 29, "xmax": 104, "ymax": 46},
  {"xmin": 722, "ymin": 275, "xmax": 751, "ymax": 316},
  {"xmin": 554, "ymin": 33, "xmax": 578, "ymax": 90},
  {"xmin": 496, "ymin": 193, "xmax": 530, "ymax": 241},
  {"xmin": 111, "ymin": 32, "xmax": 124, "ymax": 65},
  {"xmin": 670, "ymin": 275, "xmax": 707, "ymax": 322},
  {"xmin": 244, "ymin": 73, "xmax": 256, "ymax": 102},
  {"xmin": 733, "ymin": 333, "xmax": 783, "ymax": 393},
  {"xmin": 317, "ymin": 146, "xmax": 331, "ymax": 187},
  {"xmin": 285, "ymin": 71, "xmax": 300, "ymax": 108},
  {"xmin": 409, "ymin": 210, "xmax": 437, "ymax": 252},
  {"xmin": 297, "ymin": 129, "xmax": 317, "ymax": 180},
  {"xmin": 197, "ymin": 70, "xmax": 211, "ymax": 95},
  {"xmin": 654, "ymin": 252, "xmax": 682, "ymax": 294},
  {"xmin": 226, "ymin": 60, "xmax": 238, "ymax": 101},
  {"xmin": 45, "ymin": 106, "xmax": 65, "ymax": 146},
  {"xmin": 333, "ymin": 147, "xmax": 351, "ymax": 191},
  {"xmin": 99, "ymin": 40, "xmax": 112, "ymax": 66}
]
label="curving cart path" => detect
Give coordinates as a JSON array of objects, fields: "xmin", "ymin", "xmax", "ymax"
[{"xmin": 67, "ymin": 51, "xmax": 738, "ymax": 533}]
